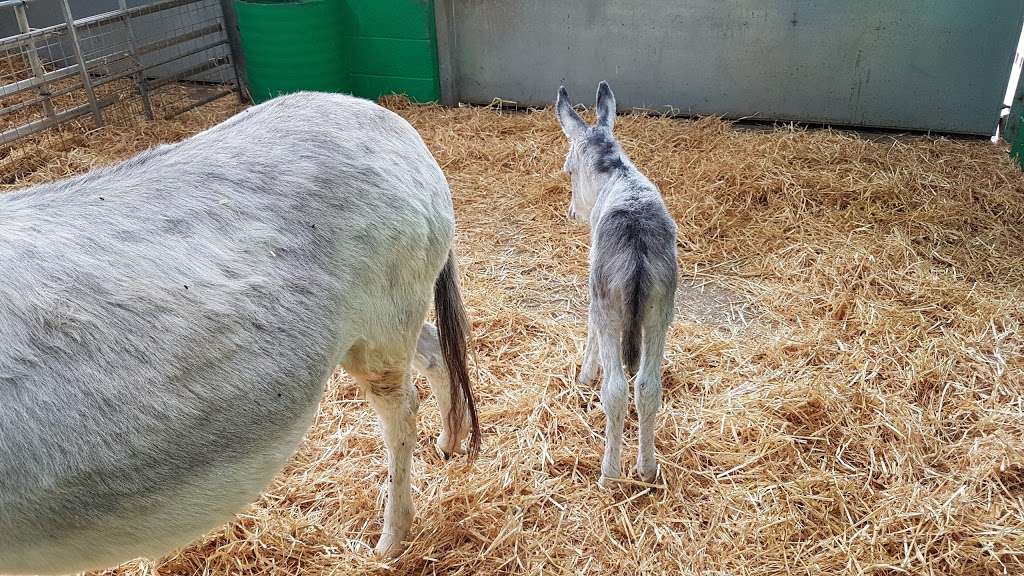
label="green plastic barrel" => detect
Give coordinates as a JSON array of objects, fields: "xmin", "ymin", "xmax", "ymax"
[{"xmin": 234, "ymin": 0, "xmax": 351, "ymax": 104}]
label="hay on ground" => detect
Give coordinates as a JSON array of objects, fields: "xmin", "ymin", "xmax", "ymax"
[{"xmin": 2, "ymin": 95, "xmax": 1023, "ymax": 576}]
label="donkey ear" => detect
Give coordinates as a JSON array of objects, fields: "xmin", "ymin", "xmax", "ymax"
[
  {"xmin": 556, "ymin": 86, "xmax": 586, "ymax": 139},
  {"xmin": 595, "ymin": 81, "xmax": 616, "ymax": 130}
]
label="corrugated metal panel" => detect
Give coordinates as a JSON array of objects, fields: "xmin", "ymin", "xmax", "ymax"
[{"xmin": 440, "ymin": 0, "xmax": 1024, "ymax": 135}]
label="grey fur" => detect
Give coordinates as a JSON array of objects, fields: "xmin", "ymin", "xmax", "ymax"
[
  {"xmin": 556, "ymin": 81, "xmax": 678, "ymax": 486},
  {"xmin": 0, "ymin": 91, "xmax": 474, "ymax": 574}
]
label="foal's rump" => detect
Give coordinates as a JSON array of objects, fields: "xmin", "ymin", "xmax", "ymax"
[
  {"xmin": 0, "ymin": 92, "xmax": 455, "ymax": 574},
  {"xmin": 590, "ymin": 194, "xmax": 678, "ymax": 372}
]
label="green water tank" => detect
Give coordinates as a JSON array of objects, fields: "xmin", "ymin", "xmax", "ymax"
[{"xmin": 234, "ymin": 0, "xmax": 351, "ymax": 104}]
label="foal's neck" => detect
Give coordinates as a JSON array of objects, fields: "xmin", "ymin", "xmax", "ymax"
[{"xmin": 590, "ymin": 164, "xmax": 640, "ymax": 222}]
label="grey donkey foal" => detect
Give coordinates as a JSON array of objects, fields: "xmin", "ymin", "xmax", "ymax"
[
  {"xmin": 556, "ymin": 82, "xmax": 678, "ymax": 486},
  {"xmin": 0, "ymin": 92, "xmax": 480, "ymax": 575}
]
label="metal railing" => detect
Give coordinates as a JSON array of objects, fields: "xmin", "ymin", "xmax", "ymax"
[{"xmin": 0, "ymin": 0, "xmax": 241, "ymax": 147}]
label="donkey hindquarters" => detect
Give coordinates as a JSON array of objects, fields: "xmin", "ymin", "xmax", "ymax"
[{"xmin": 0, "ymin": 91, "xmax": 478, "ymax": 575}]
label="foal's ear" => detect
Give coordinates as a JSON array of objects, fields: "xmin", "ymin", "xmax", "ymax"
[
  {"xmin": 595, "ymin": 81, "xmax": 616, "ymax": 130},
  {"xmin": 556, "ymin": 86, "xmax": 586, "ymax": 139}
]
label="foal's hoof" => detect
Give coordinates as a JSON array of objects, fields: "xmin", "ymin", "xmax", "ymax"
[
  {"xmin": 576, "ymin": 368, "xmax": 597, "ymax": 387},
  {"xmin": 374, "ymin": 533, "xmax": 408, "ymax": 558},
  {"xmin": 636, "ymin": 462, "xmax": 660, "ymax": 484},
  {"xmin": 597, "ymin": 474, "xmax": 621, "ymax": 490}
]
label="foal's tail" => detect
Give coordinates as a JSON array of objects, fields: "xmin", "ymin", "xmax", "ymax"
[
  {"xmin": 622, "ymin": 263, "xmax": 647, "ymax": 377},
  {"xmin": 433, "ymin": 249, "xmax": 482, "ymax": 459}
]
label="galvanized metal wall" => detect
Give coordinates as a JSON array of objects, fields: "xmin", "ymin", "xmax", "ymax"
[{"xmin": 438, "ymin": 0, "xmax": 1024, "ymax": 135}]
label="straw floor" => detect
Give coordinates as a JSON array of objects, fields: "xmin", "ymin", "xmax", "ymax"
[{"xmin": 2, "ymin": 96, "xmax": 1023, "ymax": 576}]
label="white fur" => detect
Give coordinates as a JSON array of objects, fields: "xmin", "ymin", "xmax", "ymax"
[{"xmin": 0, "ymin": 92, "xmax": 472, "ymax": 574}]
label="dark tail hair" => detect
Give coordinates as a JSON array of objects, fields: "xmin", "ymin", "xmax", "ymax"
[
  {"xmin": 622, "ymin": 263, "xmax": 646, "ymax": 377},
  {"xmin": 434, "ymin": 249, "xmax": 481, "ymax": 459}
]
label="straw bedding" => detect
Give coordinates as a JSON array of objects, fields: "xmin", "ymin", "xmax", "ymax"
[{"xmin": 2, "ymin": 95, "xmax": 1022, "ymax": 576}]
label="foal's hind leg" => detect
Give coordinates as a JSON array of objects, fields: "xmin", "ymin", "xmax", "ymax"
[
  {"xmin": 412, "ymin": 323, "xmax": 470, "ymax": 456},
  {"xmin": 594, "ymin": 307, "xmax": 628, "ymax": 488},
  {"xmin": 343, "ymin": 341, "xmax": 419, "ymax": 557},
  {"xmin": 577, "ymin": 307, "xmax": 601, "ymax": 386},
  {"xmin": 635, "ymin": 313, "xmax": 669, "ymax": 483}
]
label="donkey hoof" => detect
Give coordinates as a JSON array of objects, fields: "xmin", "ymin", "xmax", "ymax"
[
  {"xmin": 636, "ymin": 462, "xmax": 660, "ymax": 484},
  {"xmin": 374, "ymin": 532, "xmax": 408, "ymax": 558},
  {"xmin": 597, "ymin": 474, "xmax": 622, "ymax": 490},
  {"xmin": 434, "ymin": 439, "xmax": 467, "ymax": 459},
  {"xmin": 432, "ymin": 432, "xmax": 468, "ymax": 459}
]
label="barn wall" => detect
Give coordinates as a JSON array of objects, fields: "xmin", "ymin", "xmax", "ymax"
[{"xmin": 438, "ymin": 0, "xmax": 1024, "ymax": 135}]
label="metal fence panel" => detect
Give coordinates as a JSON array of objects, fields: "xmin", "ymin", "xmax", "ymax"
[
  {"xmin": 440, "ymin": 0, "xmax": 1024, "ymax": 135},
  {"xmin": 0, "ymin": 0, "xmax": 237, "ymax": 148}
]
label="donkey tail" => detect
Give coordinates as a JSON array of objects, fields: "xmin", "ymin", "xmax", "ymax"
[
  {"xmin": 433, "ymin": 249, "xmax": 481, "ymax": 459},
  {"xmin": 622, "ymin": 262, "xmax": 646, "ymax": 377}
]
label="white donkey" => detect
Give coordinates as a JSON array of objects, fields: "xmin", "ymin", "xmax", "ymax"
[
  {"xmin": 556, "ymin": 82, "xmax": 678, "ymax": 486},
  {"xmin": 0, "ymin": 91, "xmax": 480, "ymax": 575}
]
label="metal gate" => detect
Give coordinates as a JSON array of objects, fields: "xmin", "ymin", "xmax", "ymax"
[
  {"xmin": 436, "ymin": 1, "xmax": 1024, "ymax": 135},
  {"xmin": 0, "ymin": 0, "xmax": 240, "ymax": 146}
]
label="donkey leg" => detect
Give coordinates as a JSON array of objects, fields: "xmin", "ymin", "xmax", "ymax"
[
  {"xmin": 635, "ymin": 315, "xmax": 669, "ymax": 483},
  {"xmin": 412, "ymin": 322, "xmax": 470, "ymax": 456},
  {"xmin": 367, "ymin": 373, "xmax": 418, "ymax": 557},
  {"xmin": 596, "ymin": 321, "xmax": 628, "ymax": 488},
  {"xmin": 577, "ymin": 305, "xmax": 601, "ymax": 386},
  {"xmin": 343, "ymin": 346, "xmax": 419, "ymax": 557}
]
